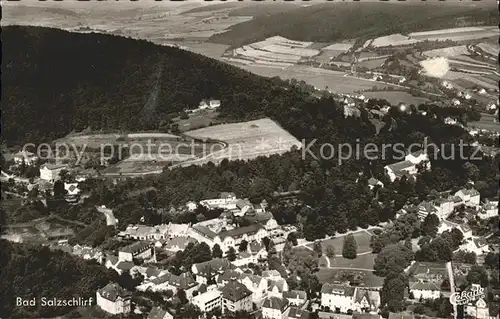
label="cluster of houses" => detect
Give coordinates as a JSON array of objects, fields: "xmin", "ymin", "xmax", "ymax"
[
  {"xmin": 398, "ymin": 186, "xmax": 496, "ymax": 257},
  {"xmin": 384, "ymin": 149, "xmax": 431, "ymax": 182},
  {"xmin": 185, "ymin": 99, "xmax": 221, "ymax": 114}
]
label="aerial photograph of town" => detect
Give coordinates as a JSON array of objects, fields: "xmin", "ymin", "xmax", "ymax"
[{"xmin": 0, "ymin": 0, "xmax": 498, "ymax": 319}]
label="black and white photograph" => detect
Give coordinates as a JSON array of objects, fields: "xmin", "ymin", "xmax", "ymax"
[{"xmin": 0, "ymin": 0, "xmax": 498, "ymax": 319}]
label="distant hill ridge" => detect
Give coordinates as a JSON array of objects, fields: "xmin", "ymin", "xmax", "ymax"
[{"xmin": 208, "ymin": 2, "xmax": 498, "ymax": 47}]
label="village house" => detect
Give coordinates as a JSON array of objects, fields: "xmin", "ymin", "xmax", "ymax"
[
  {"xmin": 221, "ymin": 280, "xmax": 253, "ymax": 314},
  {"xmin": 163, "ymin": 236, "xmax": 196, "ymax": 252},
  {"xmin": 118, "ymin": 242, "xmax": 154, "ymax": 262},
  {"xmin": 431, "ymin": 198, "xmax": 454, "ymax": 220},
  {"xmin": 213, "ymin": 224, "xmax": 269, "ymax": 254},
  {"xmin": 454, "ymin": 188, "xmax": 480, "ymax": 207},
  {"xmin": 283, "ymin": 290, "xmax": 307, "ymax": 307},
  {"xmin": 458, "ymin": 224, "xmax": 473, "ymax": 239},
  {"xmin": 417, "ymin": 201, "xmax": 438, "ymax": 221},
  {"xmin": 148, "ymin": 307, "xmax": 174, "ymax": 319},
  {"xmin": 199, "ymin": 192, "xmax": 238, "ymax": 210},
  {"xmin": 191, "ymin": 289, "xmax": 222, "ymax": 313},
  {"xmin": 408, "ymin": 262, "xmax": 448, "ymax": 300},
  {"xmin": 268, "ymin": 279, "xmax": 290, "ymax": 298},
  {"xmin": 137, "ymin": 272, "xmax": 199, "ymax": 298},
  {"xmin": 384, "ymin": 150, "xmax": 430, "ymax": 182},
  {"xmin": 39, "ymin": 163, "xmax": 68, "ymax": 182},
  {"xmin": 262, "ymin": 296, "xmax": 291, "ymax": 319},
  {"xmin": 479, "ymin": 201, "xmax": 498, "ymax": 219},
  {"xmin": 353, "ymin": 289, "xmax": 380, "ymax": 313},
  {"xmin": 96, "ymin": 283, "xmax": 132, "ymax": 315},
  {"xmin": 13, "ymin": 150, "xmax": 38, "ymax": 166},
  {"xmin": 239, "ymin": 273, "xmax": 268, "ymax": 304},
  {"xmin": 217, "ymin": 269, "xmax": 243, "ymax": 287},
  {"xmin": 118, "ymin": 223, "xmax": 190, "ymax": 241},
  {"xmin": 288, "ymin": 307, "xmax": 311, "ymax": 319},
  {"xmin": 320, "ymin": 283, "xmax": 355, "ymax": 313},
  {"xmin": 192, "ymin": 258, "xmax": 234, "ymax": 285},
  {"xmin": 105, "ymin": 255, "xmax": 135, "ymax": 275}
]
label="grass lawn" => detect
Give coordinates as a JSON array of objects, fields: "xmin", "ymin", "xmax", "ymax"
[
  {"xmin": 328, "ymin": 253, "xmax": 376, "ymax": 270},
  {"xmin": 316, "ymin": 268, "xmax": 384, "ymax": 288},
  {"xmin": 469, "ymin": 113, "xmax": 500, "ymax": 133},
  {"xmin": 307, "ymin": 231, "xmax": 373, "ymax": 254}
]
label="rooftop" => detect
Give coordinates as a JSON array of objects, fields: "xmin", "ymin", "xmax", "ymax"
[
  {"xmin": 320, "ymin": 283, "xmax": 355, "ymax": 296},
  {"xmin": 98, "ymin": 283, "xmax": 131, "ymax": 302},
  {"xmin": 119, "ymin": 241, "xmax": 153, "ymax": 254},
  {"xmin": 262, "ymin": 296, "xmax": 289, "ymax": 311},
  {"xmin": 218, "ymin": 224, "xmax": 264, "ymax": 241},
  {"xmin": 386, "ymin": 160, "xmax": 415, "ymax": 172},
  {"xmin": 222, "ymin": 280, "xmax": 252, "ymax": 302},
  {"xmin": 288, "ymin": 307, "xmax": 310, "ymax": 319},
  {"xmin": 192, "ymin": 289, "xmax": 222, "ymax": 304}
]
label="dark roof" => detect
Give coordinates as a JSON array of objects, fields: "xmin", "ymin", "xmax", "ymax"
[
  {"xmin": 120, "ymin": 241, "xmax": 153, "ymax": 254},
  {"xmin": 98, "ymin": 283, "xmax": 132, "ymax": 302},
  {"xmin": 192, "ymin": 224, "xmax": 217, "ymax": 239},
  {"xmin": 106, "ymin": 254, "xmax": 118, "ymax": 265},
  {"xmin": 218, "ymin": 224, "xmax": 264, "ymax": 240},
  {"xmin": 262, "ymin": 297, "xmax": 289, "ymax": 312},
  {"xmin": 320, "ymin": 283, "xmax": 355, "ymax": 296},
  {"xmin": 386, "ymin": 160, "xmax": 415, "ymax": 172},
  {"xmin": 194, "ymin": 258, "xmax": 233, "ymax": 277},
  {"xmin": 283, "ymin": 290, "xmax": 307, "ymax": 300},
  {"xmin": 410, "ymin": 281, "xmax": 440, "ymax": 291},
  {"xmin": 217, "ymin": 269, "xmax": 241, "ymax": 284},
  {"xmin": 116, "ymin": 261, "xmax": 135, "ymax": 271},
  {"xmin": 288, "ymin": 307, "xmax": 310, "ymax": 319},
  {"xmin": 148, "ymin": 307, "xmax": 170, "ymax": 319},
  {"xmin": 222, "ymin": 280, "xmax": 252, "ymax": 302}
]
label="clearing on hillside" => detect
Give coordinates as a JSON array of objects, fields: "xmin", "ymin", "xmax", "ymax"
[{"xmin": 180, "ymin": 118, "xmax": 302, "ymax": 166}]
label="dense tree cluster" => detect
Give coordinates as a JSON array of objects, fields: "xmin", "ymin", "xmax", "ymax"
[{"xmin": 0, "ymin": 241, "xmax": 117, "ymax": 318}]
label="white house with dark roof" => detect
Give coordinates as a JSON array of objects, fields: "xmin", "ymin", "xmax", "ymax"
[
  {"xmin": 39, "ymin": 163, "xmax": 68, "ymax": 182},
  {"xmin": 455, "ymin": 188, "xmax": 480, "ymax": 206},
  {"xmin": 164, "ymin": 236, "xmax": 196, "ymax": 252},
  {"xmin": 222, "ymin": 280, "xmax": 253, "ymax": 314},
  {"xmin": 214, "ymin": 224, "xmax": 269, "ymax": 254},
  {"xmin": 479, "ymin": 201, "xmax": 498, "ymax": 219},
  {"xmin": 192, "ymin": 258, "xmax": 234, "ymax": 285},
  {"xmin": 13, "ymin": 150, "xmax": 38, "ymax": 166},
  {"xmin": 262, "ymin": 296, "xmax": 291, "ymax": 319},
  {"xmin": 239, "ymin": 273, "xmax": 268, "ymax": 303},
  {"xmin": 384, "ymin": 150, "xmax": 430, "ymax": 182},
  {"xmin": 217, "ymin": 269, "xmax": 242, "ymax": 287},
  {"xmin": 268, "ymin": 279, "xmax": 289, "ymax": 298},
  {"xmin": 353, "ymin": 289, "xmax": 380, "ymax": 313},
  {"xmin": 96, "ymin": 283, "xmax": 132, "ymax": 315},
  {"xmin": 283, "ymin": 290, "xmax": 307, "ymax": 307},
  {"xmin": 118, "ymin": 242, "xmax": 154, "ymax": 262},
  {"xmin": 367, "ymin": 177, "xmax": 384, "ymax": 190},
  {"xmin": 409, "ymin": 281, "xmax": 441, "ymax": 300},
  {"xmin": 458, "ymin": 224, "xmax": 473, "ymax": 239},
  {"xmin": 199, "ymin": 192, "xmax": 237, "ymax": 210},
  {"xmin": 417, "ymin": 201, "xmax": 438, "ymax": 220},
  {"xmin": 288, "ymin": 307, "xmax": 311, "ymax": 319},
  {"xmin": 320, "ymin": 283, "xmax": 355, "ymax": 313}
]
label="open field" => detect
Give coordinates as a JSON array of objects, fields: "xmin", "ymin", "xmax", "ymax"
[
  {"xmin": 316, "ymin": 268, "xmax": 384, "ymax": 288},
  {"xmin": 371, "ymin": 33, "xmax": 422, "ymax": 48},
  {"xmin": 409, "ymin": 26, "xmax": 499, "ymax": 42},
  {"xmin": 231, "ymin": 36, "xmax": 320, "ymax": 66},
  {"xmin": 363, "ymin": 91, "xmax": 430, "ymax": 106},
  {"xmin": 308, "ymin": 231, "xmax": 373, "ymax": 254},
  {"xmin": 180, "ymin": 118, "xmax": 301, "ymax": 166},
  {"xmin": 357, "ymin": 58, "xmax": 387, "ymax": 70},
  {"xmin": 468, "ymin": 113, "xmax": 500, "ymax": 133},
  {"xmin": 423, "ymin": 45, "xmax": 469, "ymax": 58},
  {"xmin": 477, "ymin": 42, "xmax": 499, "ymax": 57},
  {"xmin": 236, "ymin": 64, "xmax": 400, "ymax": 94},
  {"xmin": 328, "ymin": 253, "xmax": 376, "ymax": 269}
]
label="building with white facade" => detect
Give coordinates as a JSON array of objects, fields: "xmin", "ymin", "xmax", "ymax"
[
  {"xmin": 222, "ymin": 280, "xmax": 253, "ymax": 314},
  {"xmin": 191, "ymin": 289, "xmax": 222, "ymax": 313},
  {"xmin": 118, "ymin": 242, "xmax": 154, "ymax": 262},
  {"xmin": 320, "ymin": 284, "xmax": 355, "ymax": 313},
  {"xmin": 39, "ymin": 163, "xmax": 67, "ymax": 182},
  {"xmin": 13, "ymin": 151, "xmax": 38, "ymax": 166},
  {"xmin": 384, "ymin": 150, "xmax": 430, "ymax": 182},
  {"xmin": 262, "ymin": 296, "xmax": 290, "ymax": 319},
  {"xmin": 239, "ymin": 273, "xmax": 268, "ymax": 304},
  {"xmin": 283, "ymin": 290, "xmax": 307, "ymax": 307},
  {"xmin": 96, "ymin": 283, "xmax": 132, "ymax": 315},
  {"xmin": 454, "ymin": 188, "xmax": 480, "ymax": 207}
]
